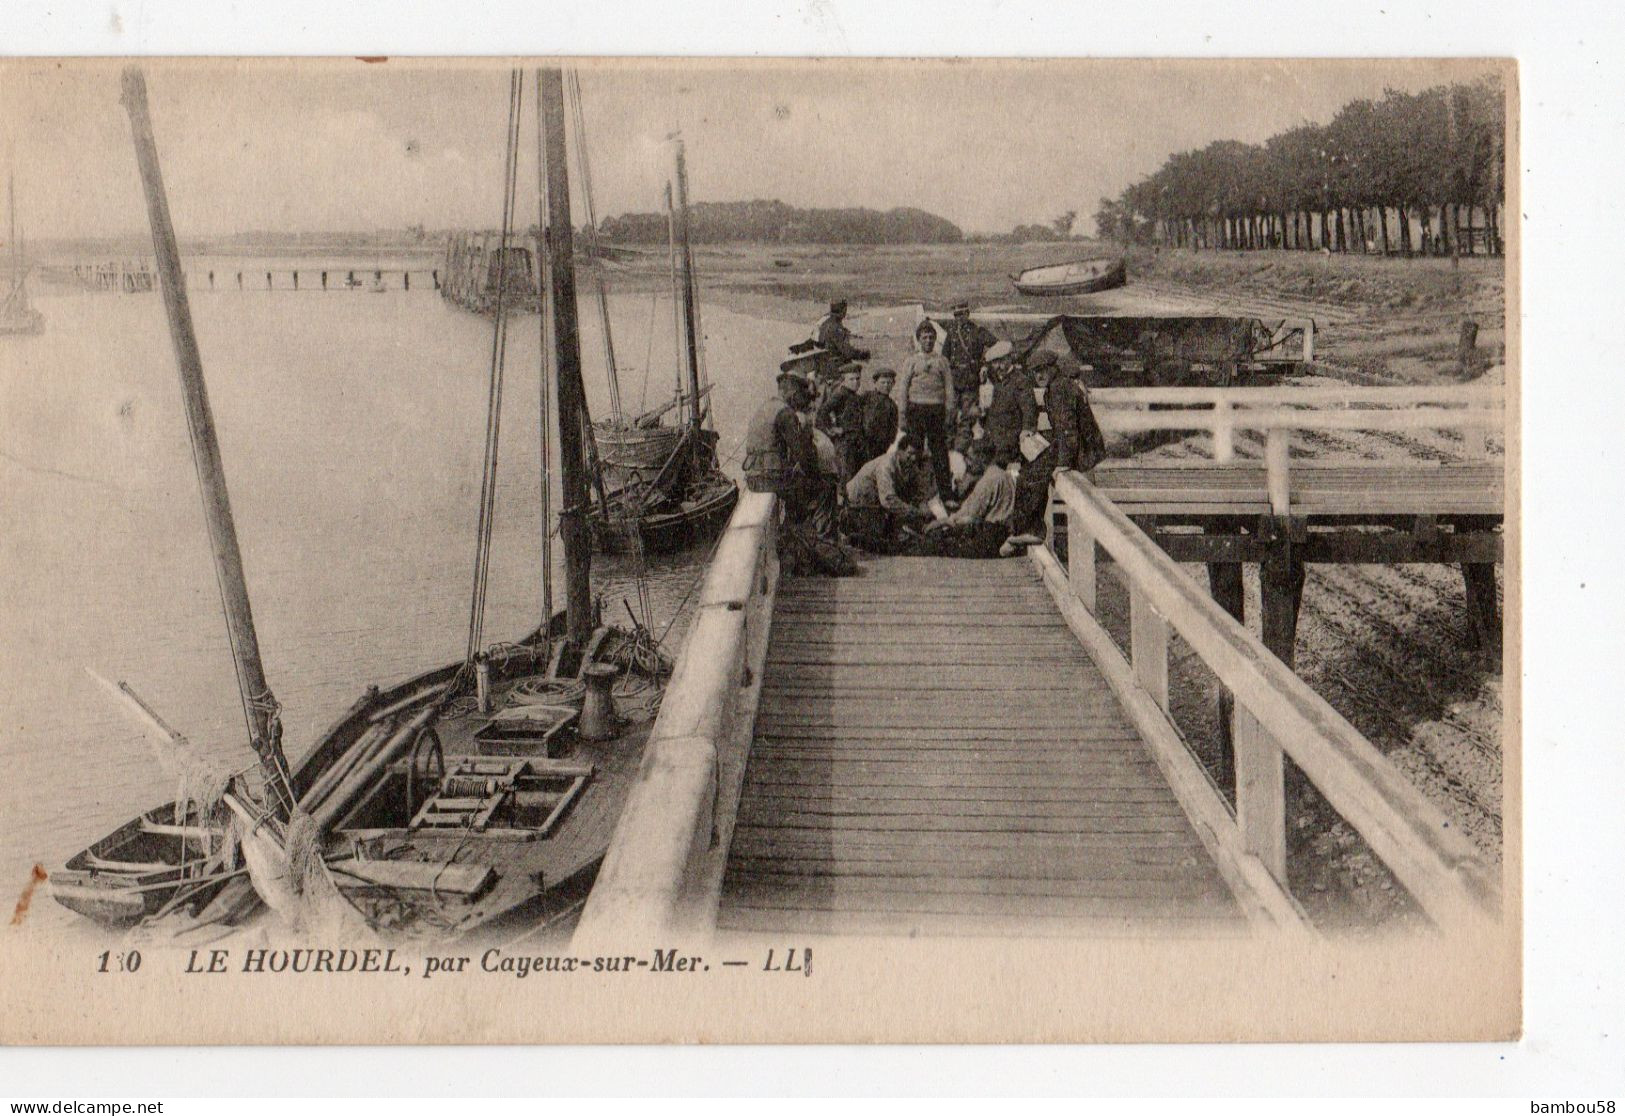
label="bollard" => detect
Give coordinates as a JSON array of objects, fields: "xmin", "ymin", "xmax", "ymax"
[
  {"xmin": 579, "ymin": 664, "xmax": 621, "ymax": 741},
  {"xmin": 474, "ymin": 653, "xmax": 493, "ymax": 714}
]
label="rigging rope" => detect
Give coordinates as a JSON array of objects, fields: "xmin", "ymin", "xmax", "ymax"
[
  {"xmin": 535, "ymin": 67, "xmax": 556, "ymax": 639},
  {"xmin": 566, "ymin": 67, "xmax": 623, "ymax": 424},
  {"xmin": 465, "ymin": 69, "xmax": 524, "ymax": 665}
]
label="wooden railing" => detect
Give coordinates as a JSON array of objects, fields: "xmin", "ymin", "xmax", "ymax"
[
  {"xmin": 572, "ymin": 492, "xmax": 780, "ymax": 948},
  {"xmin": 1031, "ymin": 470, "xmax": 1500, "ymax": 934},
  {"xmin": 1084, "ymin": 384, "xmax": 1504, "ymax": 512}
]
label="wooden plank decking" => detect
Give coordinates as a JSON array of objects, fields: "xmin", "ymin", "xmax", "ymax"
[
  {"xmin": 716, "ymin": 557, "xmax": 1246, "ymax": 938},
  {"xmin": 1091, "ymin": 460, "xmax": 1504, "ymax": 517}
]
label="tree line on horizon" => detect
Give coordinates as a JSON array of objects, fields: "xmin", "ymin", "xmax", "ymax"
[
  {"xmin": 599, "ymin": 199, "xmax": 965, "ymax": 245},
  {"xmin": 1093, "ymin": 76, "xmax": 1507, "ymax": 257}
]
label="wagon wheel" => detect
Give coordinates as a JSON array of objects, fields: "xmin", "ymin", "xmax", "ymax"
[{"xmin": 405, "ymin": 727, "xmax": 445, "ymax": 817}]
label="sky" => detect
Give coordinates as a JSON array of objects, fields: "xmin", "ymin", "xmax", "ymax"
[{"xmin": 1, "ymin": 57, "xmax": 1505, "ymax": 239}]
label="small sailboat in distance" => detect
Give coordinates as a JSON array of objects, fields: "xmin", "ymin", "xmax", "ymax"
[{"xmin": 2, "ymin": 173, "xmax": 45, "ymax": 337}]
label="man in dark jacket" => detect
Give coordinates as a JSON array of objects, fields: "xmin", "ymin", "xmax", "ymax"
[
  {"xmin": 816, "ymin": 361, "xmax": 867, "ymax": 483},
  {"xmin": 856, "ymin": 366, "xmax": 900, "ymax": 467},
  {"xmin": 809, "ymin": 299, "xmax": 870, "ymax": 383},
  {"xmin": 1010, "ymin": 353, "xmax": 1108, "ymax": 543},
  {"xmin": 744, "ymin": 362, "xmax": 828, "ymax": 532},
  {"xmin": 941, "ymin": 301, "xmax": 998, "ymax": 427},
  {"xmin": 982, "ymin": 341, "xmax": 1038, "ymax": 463}
]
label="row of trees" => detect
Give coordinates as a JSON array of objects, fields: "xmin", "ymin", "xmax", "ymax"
[
  {"xmin": 599, "ymin": 199, "xmax": 964, "ymax": 244},
  {"xmin": 1094, "ymin": 77, "xmax": 1507, "ymax": 257}
]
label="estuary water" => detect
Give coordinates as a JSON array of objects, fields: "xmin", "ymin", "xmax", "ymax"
[{"xmin": 0, "ymin": 273, "xmax": 807, "ymax": 925}]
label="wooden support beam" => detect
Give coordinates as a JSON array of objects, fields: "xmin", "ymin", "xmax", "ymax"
[
  {"xmin": 1149, "ymin": 528, "xmax": 1503, "ymax": 566},
  {"xmin": 1461, "ymin": 561, "xmax": 1501, "ymax": 652},
  {"xmin": 1259, "ymin": 517, "xmax": 1306, "ymax": 670},
  {"xmin": 1234, "ymin": 707, "xmax": 1288, "ymax": 884},
  {"xmin": 1207, "ymin": 556, "xmax": 1245, "ymax": 792},
  {"xmin": 1129, "ymin": 585, "xmax": 1169, "ymax": 711}
]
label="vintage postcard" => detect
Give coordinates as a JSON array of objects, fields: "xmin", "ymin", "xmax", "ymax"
[{"xmin": 0, "ymin": 56, "xmax": 1518, "ymax": 1045}]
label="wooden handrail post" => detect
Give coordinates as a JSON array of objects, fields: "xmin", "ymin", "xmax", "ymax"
[
  {"xmin": 1068, "ymin": 522, "xmax": 1097, "ymax": 613},
  {"xmin": 1234, "ymin": 706, "xmax": 1288, "ymax": 884},
  {"xmin": 1265, "ymin": 427, "xmax": 1292, "ymax": 514},
  {"xmin": 1212, "ymin": 396, "xmax": 1235, "ymax": 462},
  {"xmin": 1129, "ymin": 585, "xmax": 1169, "ymax": 710}
]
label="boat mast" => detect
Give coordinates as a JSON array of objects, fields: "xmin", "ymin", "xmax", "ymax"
[
  {"xmin": 670, "ymin": 140, "xmax": 705, "ymax": 432},
  {"xmin": 118, "ymin": 68, "xmax": 293, "ymax": 804},
  {"xmin": 664, "ymin": 181, "xmax": 686, "ymax": 423},
  {"xmin": 539, "ymin": 67, "xmax": 594, "ymax": 648}
]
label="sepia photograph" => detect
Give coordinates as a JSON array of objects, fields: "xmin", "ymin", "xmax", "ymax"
[{"xmin": 0, "ymin": 53, "xmax": 1520, "ymax": 1047}]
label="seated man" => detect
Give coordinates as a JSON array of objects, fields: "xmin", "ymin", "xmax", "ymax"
[
  {"xmin": 914, "ymin": 442, "xmax": 1016, "ymax": 559},
  {"xmin": 841, "ymin": 434, "xmax": 943, "ymax": 554}
]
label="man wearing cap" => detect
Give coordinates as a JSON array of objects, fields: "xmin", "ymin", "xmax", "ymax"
[
  {"xmin": 745, "ymin": 358, "xmax": 826, "ymax": 531},
  {"xmin": 942, "ymin": 301, "xmax": 998, "ymax": 428},
  {"xmin": 857, "ymin": 366, "xmax": 900, "ymax": 467},
  {"xmin": 1010, "ymin": 353, "xmax": 1108, "ymax": 544},
  {"xmin": 811, "ymin": 299, "xmax": 870, "ymax": 379},
  {"xmin": 895, "ymin": 319, "xmax": 955, "ymax": 500},
  {"xmin": 981, "ymin": 341, "xmax": 1038, "ymax": 463},
  {"xmin": 816, "ymin": 361, "xmax": 867, "ymax": 483}
]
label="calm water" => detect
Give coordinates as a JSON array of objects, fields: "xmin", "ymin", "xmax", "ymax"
[{"xmin": 0, "ymin": 274, "xmax": 807, "ymax": 924}]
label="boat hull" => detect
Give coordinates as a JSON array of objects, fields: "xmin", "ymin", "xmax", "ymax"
[
  {"xmin": 592, "ymin": 422, "xmax": 686, "ymax": 493},
  {"xmin": 49, "ymin": 805, "xmax": 237, "ymax": 928},
  {"xmin": 590, "ymin": 476, "xmax": 739, "ymax": 555},
  {"xmin": 1013, "ymin": 256, "xmax": 1127, "ymax": 296}
]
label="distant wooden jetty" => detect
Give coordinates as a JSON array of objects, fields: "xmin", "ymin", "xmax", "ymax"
[
  {"xmin": 575, "ymin": 385, "xmax": 1505, "ymax": 945},
  {"xmin": 49, "ymin": 261, "xmax": 441, "ymax": 293}
]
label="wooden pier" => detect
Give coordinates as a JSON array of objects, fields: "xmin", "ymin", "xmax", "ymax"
[
  {"xmin": 717, "ymin": 558, "xmax": 1245, "ymax": 938},
  {"xmin": 573, "ymin": 386, "xmax": 1505, "ymax": 946}
]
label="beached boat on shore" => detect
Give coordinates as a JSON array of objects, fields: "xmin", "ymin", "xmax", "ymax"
[{"xmin": 1012, "ymin": 255, "xmax": 1127, "ymax": 296}]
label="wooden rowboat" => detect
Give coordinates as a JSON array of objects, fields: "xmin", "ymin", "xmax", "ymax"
[{"xmin": 1012, "ymin": 256, "xmax": 1127, "ymax": 297}]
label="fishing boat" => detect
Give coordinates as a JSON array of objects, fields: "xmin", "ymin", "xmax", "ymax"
[
  {"xmin": 51, "ymin": 68, "xmax": 305, "ymax": 930},
  {"xmin": 585, "ymin": 124, "xmax": 738, "ymax": 554},
  {"xmin": 295, "ymin": 67, "xmax": 672, "ymax": 940},
  {"xmin": 1011, "ymin": 255, "xmax": 1127, "ymax": 297},
  {"xmin": 2, "ymin": 174, "xmax": 45, "ymax": 336},
  {"xmin": 53, "ymin": 68, "xmax": 671, "ymax": 944}
]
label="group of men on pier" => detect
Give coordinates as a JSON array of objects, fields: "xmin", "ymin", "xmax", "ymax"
[{"xmin": 744, "ymin": 298, "xmax": 1106, "ymax": 563}]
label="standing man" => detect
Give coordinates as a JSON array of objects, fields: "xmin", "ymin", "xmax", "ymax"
[
  {"xmin": 816, "ymin": 361, "xmax": 867, "ymax": 483},
  {"xmin": 744, "ymin": 359, "xmax": 828, "ymax": 533},
  {"xmin": 1010, "ymin": 353, "xmax": 1108, "ymax": 544},
  {"xmin": 857, "ymin": 366, "xmax": 901, "ymax": 468},
  {"xmin": 895, "ymin": 319, "xmax": 955, "ymax": 501},
  {"xmin": 942, "ymin": 300, "xmax": 998, "ymax": 433},
  {"xmin": 981, "ymin": 340, "xmax": 1038, "ymax": 464}
]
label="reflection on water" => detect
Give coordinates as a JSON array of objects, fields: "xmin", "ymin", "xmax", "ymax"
[{"xmin": 0, "ymin": 276, "xmax": 805, "ymax": 923}]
